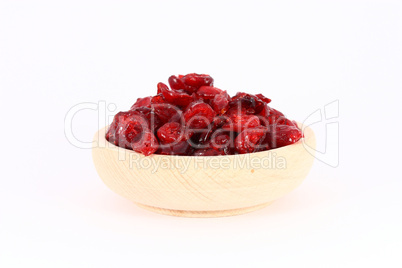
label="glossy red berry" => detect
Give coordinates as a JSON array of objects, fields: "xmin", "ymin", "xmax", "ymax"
[
  {"xmin": 152, "ymin": 103, "xmax": 182, "ymax": 125},
  {"xmin": 268, "ymin": 125, "xmax": 303, "ymax": 149},
  {"xmin": 157, "ymin": 122, "xmax": 191, "ymax": 144},
  {"xmin": 150, "ymin": 94, "xmax": 165, "ymax": 104},
  {"xmin": 106, "ymin": 111, "xmax": 149, "ymax": 149},
  {"xmin": 129, "ymin": 106, "xmax": 163, "ymax": 130},
  {"xmin": 182, "ymin": 73, "xmax": 214, "ymax": 92},
  {"xmin": 158, "ymin": 82, "xmax": 193, "ymax": 107},
  {"xmin": 168, "ymin": 75, "xmax": 186, "ymax": 91},
  {"xmin": 131, "ymin": 131, "xmax": 159, "ymax": 156},
  {"xmin": 184, "ymin": 101, "xmax": 215, "ymax": 129},
  {"xmin": 156, "ymin": 140, "xmax": 193, "ymax": 156},
  {"xmin": 230, "ymin": 92, "xmax": 265, "ymax": 114},
  {"xmin": 210, "ymin": 132, "xmax": 234, "ymax": 155},
  {"xmin": 197, "ymin": 86, "xmax": 223, "ymax": 100},
  {"xmin": 226, "ymin": 105, "xmax": 253, "ymax": 117},
  {"xmin": 168, "ymin": 74, "xmax": 214, "ymax": 94},
  {"xmin": 234, "ymin": 127, "xmax": 269, "ymax": 154},
  {"xmin": 222, "ymin": 114, "xmax": 261, "ymax": 132},
  {"xmin": 211, "ymin": 91, "xmax": 230, "ymax": 114},
  {"xmin": 130, "ymin": 96, "xmax": 152, "ymax": 109},
  {"xmin": 255, "ymin": 93, "xmax": 271, "ymax": 104}
]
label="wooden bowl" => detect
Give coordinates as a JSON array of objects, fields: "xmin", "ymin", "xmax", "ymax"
[{"xmin": 92, "ymin": 124, "xmax": 315, "ymax": 217}]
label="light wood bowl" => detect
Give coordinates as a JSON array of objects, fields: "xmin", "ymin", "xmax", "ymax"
[{"xmin": 92, "ymin": 124, "xmax": 315, "ymax": 217}]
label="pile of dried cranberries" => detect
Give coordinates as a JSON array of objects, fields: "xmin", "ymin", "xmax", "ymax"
[{"xmin": 106, "ymin": 73, "xmax": 303, "ymax": 156}]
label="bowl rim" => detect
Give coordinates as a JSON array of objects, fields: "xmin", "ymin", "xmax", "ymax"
[{"xmin": 94, "ymin": 122, "xmax": 314, "ymax": 159}]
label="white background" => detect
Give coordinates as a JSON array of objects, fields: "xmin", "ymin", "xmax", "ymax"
[{"xmin": 1, "ymin": 0, "xmax": 401, "ymax": 267}]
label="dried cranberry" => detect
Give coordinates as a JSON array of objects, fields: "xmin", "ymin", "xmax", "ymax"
[
  {"xmin": 226, "ymin": 105, "xmax": 254, "ymax": 117},
  {"xmin": 258, "ymin": 104, "xmax": 270, "ymax": 118},
  {"xmin": 234, "ymin": 126, "xmax": 269, "ymax": 154},
  {"xmin": 168, "ymin": 75, "xmax": 187, "ymax": 91},
  {"xmin": 188, "ymin": 132, "xmax": 206, "ymax": 149},
  {"xmin": 151, "ymin": 94, "xmax": 166, "ymax": 104},
  {"xmin": 106, "ymin": 111, "xmax": 149, "ymax": 149},
  {"xmin": 222, "ymin": 114, "xmax": 261, "ymax": 132},
  {"xmin": 130, "ymin": 107, "xmax": 164, "ymax": 130},
  {"xmin": 158, "ymin": 82, "xmax": 193, "ymax": 107},
  {"xmin": 266, "ymin": 107, "xmax": 284, "ymax": 120},
  {"xmin": 157, "ymin": 122, "xmax": 192, "ymax": 144},
  {"xmin": 131, "ymin": 131, "xmax": 159, "ymax": 156},
  {"xmin": 275, "ymin": 117, "xmax": 297, "ymax": 127},
  {"xmin": 152, "ymin": 103, "xmax": 182, "ymax": 125},
  {"xmin": 194, "ymin": 128, "xmax": 214, "ymax": 146},
  {"xmin": 211, "ymin": 91, "xmax": 230, "ymax": 114},
  {"xmin": 197, "ymin": 86, "xmax": 223, "ymax": 100},
  {"xmin": 258, "ymin": 106, "xmax": 288, "ymax": 125},
  {"xmin": 182, "ymin": 73, "xmax": 214, "ymax": 93},
  {"xmin": 229, "ymin": 92, "xmax": 265, "ymax": 114},
  {"xmin": 255, "ymin": 93, "xmax": 271, "ymax": 104},
  {"xmin": 191, "ymin": 117, "xmax": 226, "ymax": 146},
  {"xmin": 267, "ymin": 115, "xmax": 286, "ymax": 125},
  {"xmin": 130, "ymin": 96, "xmax": 152, "ymax": 109},
  {"xmin": 268, "ymin": 107, "xmax": 284, "ymax": 117},
  {"xmin": 210, "ymin": 132, "xmax": 234, "ymax": 155},
  {"xmin": 168, "ymin": 74, "xmax": 214, "ymax": 94},
  {"xmin": 268, "ymin": 125, "xmax": 303, "ymax": 149},
  {"xmin": 184, "ymin": 101, "xmax": 215, "ymax": 129},
  {"xmin": 156, "ymin": 140, "xmax": 193, "ymax": 156},
  {"xmin": 213, "ymin": 116, "xmax": 228, "ymax": 128}
]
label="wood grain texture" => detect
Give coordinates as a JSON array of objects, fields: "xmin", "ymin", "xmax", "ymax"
[{"xmin": 92, "ymin": 123, "xmax": 316, "ymax": 217}]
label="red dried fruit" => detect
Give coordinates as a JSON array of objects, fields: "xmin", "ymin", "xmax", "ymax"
[
  {"xmin": 258, "ymin": 105, "xmax": 288, "ymax": 126},
  {"xmin": 182, "ymin": 73, "xmax": 214, "ymax": 93},
  {"xmin": 197, "ymin": 86, "xmax": 223, "ymax": 100},
  {"xmin": 130, "ymin": 96, "xmax": 152, "ymax": 109},
  {"xmin": 158, "ymin": 82, "xmax": 193, "ymax": 107},
  {"xmin": 168, "ymin": 73, "xmax": 214, "ymax": 94},
  {"xmin": 266, "ymin": 106, "xmax": 284, "ymax": 118},
  {"xmin": 156, "ymin": 140, "xmax": 193, "ymax": 156},
  {"xmin": 152, "ymin": 103, "xmax": 182, "ymax": 125},
  {"xmin": 184, "ymin": 101, "xmax": 215, "ymax": 129},
  {"xmin": 130, "ymin": 107, "xmax": 164, "ymax": 130},
  {"xmin": 229, "ymin": 92, "xmax": 265, "ymax": 114},
  {"xmin": 275, "ymin": 117, "xmax": 297, "ymax": 127},
  {"xmin": 222, "ymin": 114, "xmax": 261, "ymax": 132},
  {"xmin": 188, "ymin": 133, "xmax": 207, "ymax": 149},
  {"xmin": 234, "ymin": 126, "xmax": 269, "ymax": 154},
  {"xmin": 157, "ymin": 122, "xmax": 192, "ymax": 144},
  {"xmin": 258, "ymin": 104, "xmax": 270, "ymax": 118},
  {"xmin": 210, "ymin": 132, "xmax": 234, "ymax": 155},
  {"xmin": 211, "ymin": 91, "xmax": 230, "ymax": 114},
  {"xmin": 193, "ymin": 128, "xmax": 214, "ymax": 146},
  {"xmin": 255, "ymin": 93, "xmax": 271, "ymax": 104},
  {"xmin": 191, "ymin": 117, "xmax": 228, "ymax": 146},
  {"xmin": 226, "ymin": 105, "xmax": 253, "ymax": 117},
  {"xmin": 266, "ymin": 109, "xmax": 286, "ymax": 125},
  {"xmin": 106, "ymin": 111, "xmax": 149, "ymax": 149},
  {"xmin": 131, "ymin": 131, "xmax": 159, "ymax": 156},
  {"xmin": 168, "ymin": 75, "xmax": 187, "ymax": 91},
  {"xmin": 151, "ymin": 94, "xmax": 166, "ymax": 104},
  {"xmin": 268, "ymin": 125, "xmax": 303, "ymax": 149},
  {"xmin": 210, "ymin": 133, "xmax": 230, "ymax": 148},
  {"xmin": 212, "ymin": 116, "xmax": 227, "ymax": 128}
]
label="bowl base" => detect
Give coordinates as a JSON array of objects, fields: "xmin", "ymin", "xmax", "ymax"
[{"xmin": 134, "ymin": 202, "xmax": 273, "ymax": 218}]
